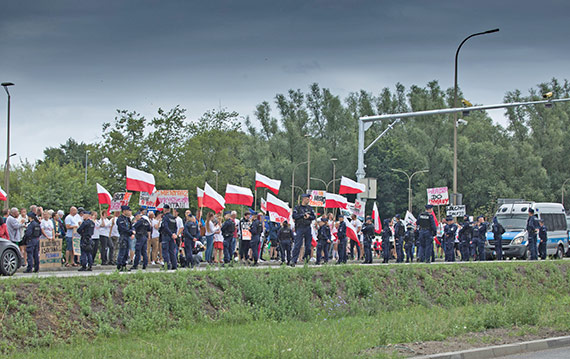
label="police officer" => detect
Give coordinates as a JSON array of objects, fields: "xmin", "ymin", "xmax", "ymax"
[
  {"xmin": 361, "ymin": 216, "xmax": 375, "ymax": 264},
  {"xmin": 278, "ymin": 220, "xmax": 294, "ymax": 265},
  {"xmin": 336, "ymin": 215, "xmax": 347, "ymax": 264},
  {"xmin": 77, "ymin": 211, "xmax": 95, "ymax": 271},
  {"xmin": 116, "ymin": 205, "xmax": 135, "ymax": 271},
  {"xmin": 492, "ymin": 217, "xmax": 505, "ymax": 261},
  {"xmin": 417, "ymin": 205, "xmax": 437, "ymax": 263},
  {"xmin": 443, "ymin": 216, "xmax": 458, "ymax": 262},
  {"xmin": 404, "ymin": 223, "xmax": 414, "ymax": 263},
  {"xmin": 291, "ymin": 193, "xmax": 316, "ymax": 266},
  {"xmin": 250, "ymin": 213, "xmax": 263, "ymax": 266},
  {"xmin": 393, "ymin": 214, "xmax": 405, "ymax": 263},
  {"xmin": 316, "ymin": 217, "xmax": 331, "ymax": 264},
  {"xmin": 221, "ymin": 212, "xmax": 236, "ymax": 265},
  {"xmin": 477, "ymin": 216, "xmax": 488, "ymax": 261},
  {"xmin": 24, "ymin": 212, "xmax": 42, "ymax": 273},
  {"xmin": 458, "ymin": 215, "xmax": 472, "ymax": 261},
  {"xmin": 381, "ymin": 219, "xmax": 391, "ymax": 263},
  {"xmin": 130, "ymin": 211, "xmax": 151, "ymax": 271},
  {"xmin": 538, "ymin": 219, "xmax": 548, "ymax": 260},
  {"xmin": 159, "ymin": 204, "xmax": 179, "ymax": 270},
  {"xmin": 527, "ymin": 208, "xmax": 539, "ymax": 260},
  {"xmin": 183, "ymin": 214, "xmax": 200, "ymax": 268}
]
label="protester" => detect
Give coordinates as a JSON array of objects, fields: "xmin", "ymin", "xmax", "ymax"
[
  {"xmin": 40, "ymin": 210, "xmax": 55, "ymax": 241},
  {"xmin": 148, "ymin": 211, "xmax": 160, "ymax": 265},
  {"xmin": 204, "ymin": 212, "xmax": 216, "ymax": 265},
  {"xmin": 7, "ymin": 208, "xmax": 25, "ymax": 252},
  {"xmin": 91, "ymin": 211, "xmax": 101, "ymax": 264},
  {"xmin": 212, "ymin": 214, "xmax": 224, "ymax": 264},
  {"xmin": 64, "ymin": 207, "xmax": 80, "ymax": 267},
  {"xmin": 239, "ymin": 212, "xmax": 252, "ymax": 263},
  {"xmin": 109, "ymin": 210, "xmax": 121, "ymax": 265},
  {"xmin": 99, "ymin": 210, "xmax": 112, "ymax": 265}
]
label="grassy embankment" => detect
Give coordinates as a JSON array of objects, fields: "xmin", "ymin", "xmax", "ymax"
[{"xmin": 1, "ymin": 261, "xmax": 570, "ymax": 358}]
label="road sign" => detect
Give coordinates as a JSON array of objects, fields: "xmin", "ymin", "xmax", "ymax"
[{"xmin": 446, "ymin": 205, "xmax": 466, "ymax": 217}]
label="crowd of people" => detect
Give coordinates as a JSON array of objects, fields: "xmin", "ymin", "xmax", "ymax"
[{"xmin": 0, "ymin": 196, "xmax": 550, "ymax": 273}]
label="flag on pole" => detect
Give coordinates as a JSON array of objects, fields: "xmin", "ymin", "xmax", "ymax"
[
  {"xmin": 266, "ymin": 193, "xmax": 290, "ymax": 219},
  {"xmin": 96, "ymin": 183, "xmax": 112, "ymax": 205},
  {"xmin": 338, "ymin": 176, "xmax": 366, "ymax": 195},
  {"xmin": 203, "ymin": 182, "xmax": 225, "ymax": 213},
  {"xmin": 255, "ymin": 172, "xmax": 281, "ymax": 195},
  {"xmin": 224, "ymin": 184, "xmax": 254, "ymax": 206},
  {"xmin": 126, "ymin": 166, "xmax": 155, "ymax": 193},
  {"xmin": 0, "ymin": 187, "xmax": 7, "ymax": 201},
  {"xmin": 325, "ymin": 193, "xmax": 348, "ymax": 209},
  {"xmin": 372, "ymin": 202, "xmax": 382, "ymax": 234},
  {"xmin": 345, "ymin": 219, "xmax": 361, "ymax": 247},
  {"xmin": 404, "ymin": 211, "xmax": 417, "ymax": 227},
  {"xmin": 197, "ymin": 187, "xmax": 204, "ymax": 208},
  {"xmin": 260, "ymin": 198, "xmax": 267, "ymax": 214}
]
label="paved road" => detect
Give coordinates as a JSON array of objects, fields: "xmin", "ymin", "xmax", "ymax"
[
  {"xmin": 497, "ymin": 346, "xmax": 570, "ymax": 358},
  {"xmin": 2, "ymin": 257, "xmax": 568, "ymax": 280}
]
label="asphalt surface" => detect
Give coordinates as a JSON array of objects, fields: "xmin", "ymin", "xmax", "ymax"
[
  {"xmin": 497, "ymin": 346, "xmax": 570, "ymax": 358},
  {"xmin": 2, "ymin": 257, "xmax": 568, "ymax": 280}
]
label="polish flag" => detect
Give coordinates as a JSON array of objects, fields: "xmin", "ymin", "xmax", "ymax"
[
  {"xmin": 372, "ymin": 202, "xmax": 382, "ymax": 234},
  {"xmin": 346, "ymin": 219, "xmax": 361, "ymax": 247},
  {"xmin": 126, "ymin": 166, "xmax": 155, "ymax": 193},
  {"xmin": 260, "ymin": 198, "xmax": 267, "ymax": 214},
  {"xmin": 96, "ymin": 183, "xmax": 112, "ymax": 205},
  {"xmin": 203, "ymin": 182, "xmax": 225, "ymax": 213},
  {"xmin": 266, "ymin": 193, "xmax": 290, "ymax": 219},
  {"xmin": 325, "ymin": 193, "xmax": 348, "ymax": 209},
  {"xmin": 197, "ymin": 187, "xmax": 204, "ymax": 208},
  {"xmin": 0, "ymin": 187, "xmax": 7, "ymax": 201},
  {"xmin": 338, "ymin": 176, "xmax": 366, "ymax": 195},
  {"xmin": 255, "ymin": 172, "xmax": 281, "ymax": 195},
  {"xmin": 224, "ymin": 184, "xmax": 254, "ymax": 206}
]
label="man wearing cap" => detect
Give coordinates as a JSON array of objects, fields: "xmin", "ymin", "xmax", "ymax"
[
  {"xmin": 221, "ymin": 211, "xmax": 235, "ymax": 265},
  {"xmin": 130, "ymin": 211, "xmax": 151, "ymax": 271},
  {"xmin": 473, "ymin": 216, "xmax": 487, "ymax": 261},
  {"xmin": 443, "ymin": 216, "xmax": 458, "ymax": 262},
  {"xmin": 526, "ymin": 208, "xmax": 540, "ymax": 260},
  {"xmin": 458, "ymin": 215, "xmax": 472, "ymax": 261},
  {"xmin": 417, "ymin": 205, "xmax": 437, "ymax": 263},
  {"xmin": 116, "ymin": 205, "xmax": 135, "ymax": 271},
  {"xmin": 336, "ymin": 215, "xmax": 347, "ymax": 264},
  {"xmin": 159, "ymin": 204, "xmax": 178, "ymax": 270},
  {"xmin": 249, "ymin": 213, "xmax": 264, "ymax": 266},
  {"xmin": 24, "ymin": 212, "xmax": 42, "ymax": 273},
  {"xmin": 404, "ymin": 223, "xmax": 415, "ymax": 263},
  {"xmin": 393, "ymin": 214, "xmax": 405, "ymax": 263},
  {"xmin": 316, "ymin": 216, "xmax": 331, "ymax": 265},
  {"xmin": 77, "ymin": 211, "xmax": 95, "ymax": 271},
  {"xmin": 361, "ymin": 216, "xmax": 375, "ymax": 264},
  {"xmin": 278, "ymin": 220, "xmax": 294, "ymax": 265},
  {"xmin": 291, "ymin": 193, "xmax": 316, "ymax": 266}
]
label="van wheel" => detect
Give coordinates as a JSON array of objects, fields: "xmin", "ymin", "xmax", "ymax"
[{"xmin": 556, "ymin": 245, "xmax": 564, "ymax": 259}]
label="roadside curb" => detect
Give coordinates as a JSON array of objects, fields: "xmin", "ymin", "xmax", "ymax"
[{"xmin": 413, "ymin": 335, "xmax": 570, "ymax": 358}]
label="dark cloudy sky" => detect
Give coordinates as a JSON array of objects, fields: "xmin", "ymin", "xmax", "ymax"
[{"xmin": 1, "ymin": 0, "xmax": 569, "ymax": 163}]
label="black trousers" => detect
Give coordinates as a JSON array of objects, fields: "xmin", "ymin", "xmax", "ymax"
[
  {"xmin": 99, "ymin": 236, "xmax": 111, "ymax": 264},
  {"xmin": 316, "ymin": 240, "xmax": 330, "ymax": 264}
]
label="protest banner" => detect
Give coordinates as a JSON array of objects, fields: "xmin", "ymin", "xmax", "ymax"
[
  {"xmin": 39, "ymin": 238, "xmax": 62, "ymax": 268},
  {"xmin": 340, "ymin": 199, "xmax": 365, "ymax": 219},
  {"xmin": 446, "ymin": 205, "xmax": 466, "ymax": 217},
  {"xmin": 109, "ymin": 192, "xmax": 133, "ymax": 212},
  {"xmin": 308, "ymin": 190, "xmax": 326, "ymax": 207},
  {"xmin": 427, "ymin": 187, "xmax": 449, "ymax": 206},
  {"xmin": 140, "ymin": 190, "xmax": 189, "ymax": 209}
]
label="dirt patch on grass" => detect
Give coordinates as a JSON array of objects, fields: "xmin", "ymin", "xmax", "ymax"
[{"xmin": 365, "ymin": 327, "xmax": 569, "ymax": 357}]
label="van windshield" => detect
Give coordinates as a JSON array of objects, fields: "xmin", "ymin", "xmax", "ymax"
[{"xmin": 496, "ymin": 215, "xmax": 527, "ymax": 231}]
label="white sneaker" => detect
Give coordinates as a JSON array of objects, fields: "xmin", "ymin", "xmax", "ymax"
[
  {"xmin": 159, "ymin": 261, "xmax": 164, "ymax": 265},
  {"xmin": 151, "ymin": 261, "xmax": 156, "ymax": 265}
]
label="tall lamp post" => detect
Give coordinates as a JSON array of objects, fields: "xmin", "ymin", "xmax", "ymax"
[
  {"xmin": 330, "ymin": 158, "xmax": 337, "ymax": 193},
  {"xmin": 562, "ymin": 178, "xmax": 570, "ymax": 208},
  {"xmin": 2, "ymin": 82, "xmax": 14, "ymax": 209},
  {"xmin": 291, "ymin": 161, "xmax": 308, "ymax": 206},
  {"xmin": 310, "ymin": 177, "xmax": 341, "ymax": 193},
  {"xmin": 305, "ymin": 134, "xmax": 311, "ymax": 192},
  {"xmin": 212, "ymin": 170, "xmax": 219, "ymax": 191},
  {"xmin": 452, "ymin": 28, "xmax": 499, "ymax": 205},
  {"xmin": 391, "ymin": 168, "xmax": 429, "ymax": 212}
]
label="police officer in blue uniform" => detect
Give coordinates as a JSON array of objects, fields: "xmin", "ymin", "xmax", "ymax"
[
  {"xmin": 116, "ymin": 205, "xmax": 135, "ymax": 271},
  {"xmin": 458, "ymin": 215, "xmax": 472, "ymax": 261},
  {"xmin": 492, "ymin": 217, "xmax": 505, "ymax": 260},
  {"xmin": 278, "ymin": 220, "xmax": 294, "ymax": 265},
  {"xmin": 361, "ymin": 216, "xmax": 374, "ymax": 264},
  {"xmin": 316, "ymin": 216, "xmax": 331, "ymax": 265},
  {"xmin": 130, "ymin": 211, "xmax": 151, "ymax": 271},
  {"xmin": 336, "ymin": 215, "xmax": 347, "ymax": 264},
  {"xmin": 183, "ymin": 214, "xmax": 200, "ymax": 268},
  {"xmin": 393, "ymin": 214, "xmax": 405, "ymax": 263},
  {"xmin": 381, "ymin": 219, "xmax": 391, "ymax": 263},
  {"xmin": 470, "ymin": 218, "xmax": 481, "ymax": 261},
  {"xmin": 221, "ymin": 212, "xmax": 236, "ymax": 265},
  {"xmin": 77, "ymin": 211, "xmax": 95, "ymax": 271},
  {"xmin": 417, "ymin": 205, "xmax": 437, "ymax": 263},
  {"xmin": 477, "ymin": 216, "xmax": 488, "ymax": 261},
  {"xmin": 24, "ymin": 212, "xmax": 42, "ymax": 273},
  {"xmin": 291, "ymin": 193, "xmax": 316, "ymax": 266},
  {"xmin": 159, "ymin": 204, "xmax": 179, "ymax": 270},
  {"xmin": 538, "ymin": 219, "xmax": 548, "ymax": 260},
  {"xmin": 250, "ymin": 213, "xmax": 263, "ymax": 266},
  {"xmin": 404, "ymin": 223, "xmax": 414, "ymax": 263},
  {"xmin": 526, "ymin": 208, "xmax": 539, "ymax": 260},
  {"xmin": 443, "ymin": 216, "xmax": 458, "ymax": 262}
]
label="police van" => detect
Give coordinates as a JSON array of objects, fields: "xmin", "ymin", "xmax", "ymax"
[{"xmin": 485, "ymin": 202, "xmax": 568, "ymax": 260}]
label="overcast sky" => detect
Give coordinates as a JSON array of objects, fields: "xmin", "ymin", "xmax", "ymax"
[{"xmin": 1, "ymin": 0, "xmax": 569, "ymax": 163}]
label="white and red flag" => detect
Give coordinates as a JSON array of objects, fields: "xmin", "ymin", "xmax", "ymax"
[
  {"xmin": 0, "ymin": 187, "xmax": 7, "ymax": 201},
  {"xmin": 203, "ymin": 182, "xmax": 225, "ymax": 213},
  {"xmin": 325, "ymin": 193, "xmax": 348, "ymax": 209},
  {"xmin": 260, "ymin": 198, "xmax": 267, "ymax": 214},
  {"xmin": 224, "ymin": 184, "xmax": 254, "ymax": 206},
  {"xmin": 255, "ymin": 172, "xmax": 281, "ymax": 195},
  {"xmin": 126, "ymin": 166, "xmax": 155, "ymax": 193},
  {"xmin": 266, "ymin": 193, "xmax": 290, "ymax": 219},
  {"xmin": 96, "ymin": 183, "xmax": 112, "ymax": 205},
  {"xmin": 338, "ymin": 176, "xmax": 366, "ymax": 195},
  {"xmin": 372, "ymin": 202, "xmax": 382, "ymax": 234},
  {"xmin": 197, "ymin": 187, "xmax": 204, "ymax": 208},
  {"xmin": 345, "ymin": 219, "xmax": 361, "ymax": 247}
]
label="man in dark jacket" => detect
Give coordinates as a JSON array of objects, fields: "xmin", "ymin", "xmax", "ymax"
[
  {"xmin": 250, "ymin": 213, "xmax": 264, "ymax": 266},
  {"xmin": 77, "ymin": 211, "xmax": 95, "ymax": 271},
  {"xmin": 221, "ymin": 212, "xmax": 236, "ymax": 265},
  {"xmin": 24, "ymin": 212, "xmax": 42, "ymax": 273}
]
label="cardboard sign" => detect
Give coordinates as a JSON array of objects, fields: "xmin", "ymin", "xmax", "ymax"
[
  {"xmin": 72, "ymin": 237, "xmax": 81, "ymax": 256},
  {"xmin": 446, "ymin": 205, "xmax": 466, "ymax": 217},
  {"xmin": 140, "ymin": 190, "xmax": 189, "ymax": 209},
  {"xmin": 308, "ymin": 190, "xmax": 326, "ymax": 207},
  {"xmin": 39, "ymin": 238, "xmax": 62, "ymax": 268},
  {"xmin": 427, "ymin": 187, "xmax": 449, "ymax": 206},
  {"xmin": 340, "ymin": 199, "xmax": 365, "ymax": 220},
  {"xmin": 404, "ymin": 211, "xmax": 417, "ymax": 227},
  {"xmin": 109, "ymin": 192, "xmax": 132, "ymax": 212}
]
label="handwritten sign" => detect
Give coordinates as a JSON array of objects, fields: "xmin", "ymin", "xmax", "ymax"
[
  {"xmin": 39, "ymin": 238, "xmax": 62, "ymax": 268},
  {"xmin": 109, "ymin": 192, "xmax": 133, "ymax": 212},
  {"xmin": 427, "ymin": 187, "xmax": 449, "ymax": 206},
  {"xmin": 140, "ymin": 190, "xmax": 189, "ymax": 209},
  {"xmin": 308, "ymin": 190, "xmax": 326, "ymax": 207},
  {"xmin": 446, "ymin": 205, "xmax": 466, "ymax": 217}
]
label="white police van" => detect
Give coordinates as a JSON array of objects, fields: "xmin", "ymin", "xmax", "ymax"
[{"xmin": 485, "ymin": 202, "xmax": 568, "ymax": 260}]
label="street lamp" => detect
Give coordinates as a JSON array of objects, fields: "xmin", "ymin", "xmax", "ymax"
[
  {"xmin": 562, "ymin": 178, "xmax": 570, "ymax": 208},
  {"xmin": 330, "ymin": 158, "xmax": 337, "ymax": 193},
  {"xmin": 452, "ymin": 28, "xmax": 499, "ymax": 205},
  {"xmin": 212, "ymin": 170, "xmax": 219, "ymax": 191},
  {"xmin": 391, "ymin": 168, "xmax": 429, "ymax": 212},
  {"xmin": 291, "ymin": 161, "xmax": 308, "ymax": 206},
  {"xmin": 305, "ymin": 134, "xmax": 311, "ymax": 192},
  {"xmin": 310, "ymin": 177, "xmax": 341, "ymax": 193},
  {"xmin": 2, "ymin": 82, "xmax": 14, "ymax": 209}
]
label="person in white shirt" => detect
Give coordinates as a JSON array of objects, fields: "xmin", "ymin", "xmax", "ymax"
[
  {"xmin": 148, "ymin": 211, "xmax": 161, "ymax": 265},
  {"xmin": 40, "ymin": 211, "xmax": 54, "ymax": 240},
  {"xmin": 98, "ymin": 210, "xmax": 113, "ymax": 265},
  {"xmin": 109, "ymin": 211, "xmax": 121, "ymax": 265},
  {"xmin": 350, "ymin": 214, "xmax": 362, "ymax": 261},
  {"xmin": 64, "ymin": 207, "xmax": 80, "ymax": 267},
  {"xmin": 92, "ymin": 211, "xmax": 101, "ymax": 265}
]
